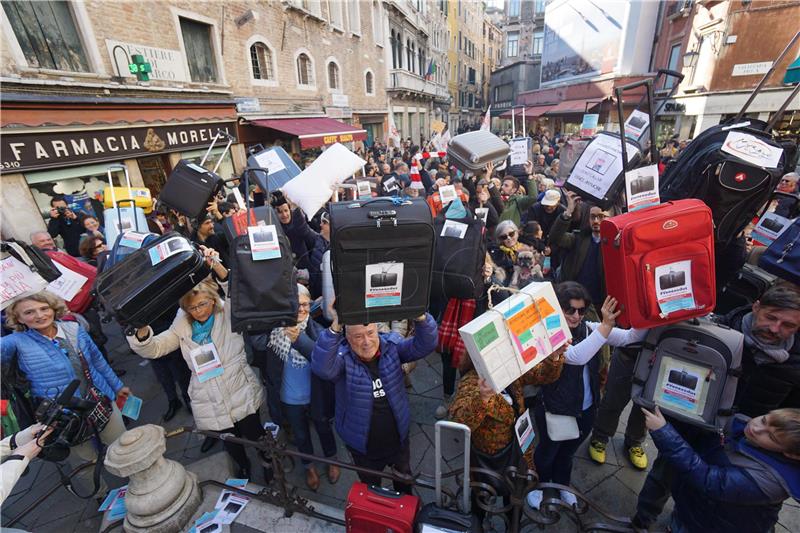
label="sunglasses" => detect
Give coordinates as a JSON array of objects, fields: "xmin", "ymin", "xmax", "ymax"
[
  {"xmin": 564, "ymin": 306, "xmax": 587, "ymax": 316},
  {"xmin": 500, "ymin": 231, "xmax": 516, "ymax": 241}
]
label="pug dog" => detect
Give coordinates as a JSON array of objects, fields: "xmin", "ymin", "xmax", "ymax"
[{"xmin": 511, "ymin": 248, "xmax": 543, "ymax": 289}]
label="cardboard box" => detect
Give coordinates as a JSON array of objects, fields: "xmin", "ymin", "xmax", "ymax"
[{"xmin": 459, "ymin": 282, "xmax": 571, "ymax": 392}]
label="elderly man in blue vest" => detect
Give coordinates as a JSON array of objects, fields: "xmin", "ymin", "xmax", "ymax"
[{"xmin": 312, "ymin": 302, "xmax": 437, "ymax": 494}]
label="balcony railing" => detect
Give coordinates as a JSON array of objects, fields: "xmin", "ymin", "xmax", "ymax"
[{"xmin": 389, "ymin": 69, "xmax": 450, "ymax": 100}]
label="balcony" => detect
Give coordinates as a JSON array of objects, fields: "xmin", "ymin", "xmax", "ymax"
[{"xmin": 388, "ymin": 69, "xmax": 450, "ymax": 101}]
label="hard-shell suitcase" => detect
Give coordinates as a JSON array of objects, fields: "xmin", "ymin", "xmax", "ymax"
[
  {"xmin": 447, "ymin": 130, "xmax": 510, "ymax": 174},
  {"xmin": 246, "ymin": 144, "xmax": 302, "ymax": 192},
  {"xmin": 431, "ymin": 210, "xmax": 487, "ymax": 300},
  {"xmin": 632, "ymin": 317, "xmax": 744, "ymax": 432},
  {"xmin": 158, "ymin": 130, "xmax": 233, "ymax": 219},
  {"xmin": 345, "ymin": 483, "xmax": 420, "ymax": 533},
  {"xmin": 102, "ymin": 187, "xmax": 153, "ymax": 213},
  {"xmin": 103, "ymin": 164, "xmax": 148, "ymax": 246},
  {"xmin": 103, "ymin": 231, "xmax": 161, "ymax": 272},
  {"xmin": 415, "ymin": 421, "xmax": 481, "ymax": 533},
  {"xmin": 329, "ymin": 197, "xmax": 435, "ymax": 325},
  {"xmin": 758, "ymin": 218, "xmax": 800, "ymax": 285},
  {"xmin": 94, "ymin": 232, "xmax": 210, "ymax": 333},
  {"xmin": 716, "ymin": 263, "xmax": 777, "ymax": 315},
  {"xmin": 600, "ymin": 199, "xmax": 716, "ymax": 329}
]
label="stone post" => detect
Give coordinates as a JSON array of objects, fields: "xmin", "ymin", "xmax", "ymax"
[{"xmin": 104, "ymin": 425, "xmax": 202, "ymax": 533}]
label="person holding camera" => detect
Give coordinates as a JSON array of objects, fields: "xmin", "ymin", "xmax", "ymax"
[
  {"xmin": 1, "ymin": 423, "xmax": 53, "ymax": 504},
  {"xmin": 47, "ymin": 195, "xmax": 85, "ymax": 257}
]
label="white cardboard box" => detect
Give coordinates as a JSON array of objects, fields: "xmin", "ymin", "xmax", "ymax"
[{"xmin": 459, "ymin": 282, "xmax": 572, "ymax": 392}]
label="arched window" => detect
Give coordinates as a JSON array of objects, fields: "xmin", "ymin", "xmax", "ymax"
[
  {"xmin": 406, "ymin": 39, "xmax": 412, "ymax": 71},
  {"xmin": 296, "ymin": 52, "xmax": 313, "ymax": 86},
  {"xmin": 390, "ymin": 30, "xmax": 397, "ymax": 69},
  {"xmin": 250, "ymin": 42, "xmax": 274, "ymax": 80},
  {"xmin": 327, "ymin": 61, "xmax": 340, "ymax": 90},
  {"xmin": 365, "ymin": 70, "xmax": 374, "ymax": 95}
]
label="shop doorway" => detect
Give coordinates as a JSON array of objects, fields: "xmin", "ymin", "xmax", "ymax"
[{"xmin": 138, "ymin": 155, "xmax": 170, "ymax": 197}]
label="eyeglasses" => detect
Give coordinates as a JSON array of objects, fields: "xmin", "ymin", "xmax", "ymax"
[
  {"xmin": 298, "ymin": 302, "xmax": 312, "ymax": 310},
  {"xmin": 589, "ymin": 213, "xmax": 608, "ymax": 221},
  {"xmin": 500, "ymin": 231, "xmax": 516, "ymax": 241},
  {"xmin": 187, "ymin": 300, "xmax": 213, "ymax": 313},
  {"xmin": 564, "ymin": 306, "xmax": 587, "ymax": 316}
]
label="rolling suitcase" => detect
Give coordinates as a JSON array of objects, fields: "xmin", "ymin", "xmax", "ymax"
[
  {"xmin": 158, "ymin": 130, "xmax": 233, "ymax": 219},
  {"xmin": 431, "ymin": 209, "xmax": 487, "ymax": 300},
  {"xmin": 329, "ymin": 197, "xmax": 435, "ymax": 325},
  {"xmin": 415, "ymin": 421, "xmax": 481, "ymax": 533},
  {"xmin": 103, "ymin": 231, "xmax": 161, "ymax": 272},
  {"xmin": 102, "ymin": 186, "xmax": 153, "ymax": 213},
  {"xmin": 103, "ymin": 164, "xmax": 148, "ymax": 246},
  {"xmin": 447, "ymin": 130, "xmax": 510, "ymax": 174},
  {"xmin": 94, "ymin": 232, "xmax": 210, "ymax": 333},
  {"xmin": 345, "ymin": 483, "xmax": 420, "ymax": 533},
  {"xmin": 44, "ymin": 250, "xmax": 96, "ymax": 314},
  {"xmin": 716, "ymin": 263, "xmax": 777, "ymax": 315},
  {"xmin": 758, "ymin": 218, "xmax": 800, "ymax": 285},
  {"xmin": 632, "ymin": 317, "xmax": 744, "ymax": 433},
  {"xmin": 600, "ymin": 199, "xmax": 716, "ymax": 329}
]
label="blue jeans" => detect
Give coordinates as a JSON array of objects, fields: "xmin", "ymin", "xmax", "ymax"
[
  {"xmin": 533, "ymin": 403, "xmax": 596, "ymax": 485},
  {"xmin": 282, "ymin": 375, "xmax": 337, "ymax": 469}
]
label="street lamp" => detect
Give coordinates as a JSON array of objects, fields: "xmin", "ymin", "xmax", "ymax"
[{"xmin": 682, "ymin": 49, "xmax": 699, "ymax": 69}]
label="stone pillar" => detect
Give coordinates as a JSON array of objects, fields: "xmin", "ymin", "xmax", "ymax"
[{"xmin": 104, "ymin": 425, "xmax": 202, "ymax": 533}]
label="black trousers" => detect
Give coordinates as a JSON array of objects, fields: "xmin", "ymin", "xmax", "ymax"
[
  {"xmin": 349, "ymin": 439, "xmax": 412, "ymax": 494},
  {"xmin": 151, "ymin": 350, "xmax": 190, "ymax": 405},
  {"xmin": 218, "ymin": 412, "xmax": 267, "ymax": 471}
]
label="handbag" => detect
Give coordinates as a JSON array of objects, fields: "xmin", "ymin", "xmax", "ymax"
[{"xmin": 544, "ymin": 411, "xmax": 580, "ymax": 442}]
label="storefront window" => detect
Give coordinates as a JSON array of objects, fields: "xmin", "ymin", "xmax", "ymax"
[
  {"xmin": 26, "ymin": 163, "xmax": 124, "ymax": 221},
  {"xmin": 181, "ymin": 147, "xmax": 236, "ymax": 180},
  {"xmin": 138, "ymin": 155, "xmax": 169, "ymax": 197}
]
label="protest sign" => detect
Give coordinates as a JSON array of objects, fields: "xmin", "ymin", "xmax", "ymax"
[
  {"xmin": 1, "ymin": 256, "xmax": 49, "ymax": 309},
  {"xmin": 752, "ymin": 212, "xmax": 793, "ymax": 246},
  {"xmin": 566, "ymin": 133, "xmax": 638, "ymax": 202},
  {"xmin": 625, "ymin": 164, "xmax": 660, "ymax": 212}
]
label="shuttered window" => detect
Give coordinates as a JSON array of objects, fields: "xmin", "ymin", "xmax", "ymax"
[{"xmin": 180, "ymin": 17, "xmax": 218, "ymax": 83}]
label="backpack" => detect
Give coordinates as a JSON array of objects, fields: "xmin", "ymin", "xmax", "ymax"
[
  {"xmin": 758, "ymin": 218, "xmax": 800, "ymax": 285},
  {"xmin": 431, "ymin": 209, "xmax": 487, "ymax": 300},
  {"xmin": 632, "ymin": 317, "xmax": 744, "ymax": 433}
]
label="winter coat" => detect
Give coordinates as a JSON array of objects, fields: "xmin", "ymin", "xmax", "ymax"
[
  {"xmin": 652, "ymin": 416, "xmax": 798, "ymax": 532},
  {"xmin": 311, "ymin": 315, "xmax": 437, "ymax": 454},
  {"xmin": 127, "ymin": 282, "xmax": 264, "ymax": 431},
  {"xmin": 1, "ymin": 321, "xmax": 123, "ymax": 402},
  {"xmin": 282, "ymin": 208, "xmax": 320, "ymax": 271},
  {"xmin": 549, "ymin": 213, "xmax": 606, "ymax": 298}
]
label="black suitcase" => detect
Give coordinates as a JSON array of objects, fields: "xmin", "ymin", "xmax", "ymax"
[
  {"xmin": 94, "ymin": 232, "xmax": 210, "ymax": 333},
  {"xmin": 431, "ymin": 210, "xmax": 487, "ymax": 300},
  {"xmin": 158, "ymin": 130, "xmax": 233, "ymax": 219},
  {"xmin": 447, "ymin": 130, "xmax": 509, "ymax": 174},
  {"xmin": 330, "ymin": 197, "xmax": 435, "ymax": 325}
]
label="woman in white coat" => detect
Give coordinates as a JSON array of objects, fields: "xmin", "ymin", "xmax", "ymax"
[{"xmin": 127, "ymin": 246, "xmax": 270, "ymax": 481}]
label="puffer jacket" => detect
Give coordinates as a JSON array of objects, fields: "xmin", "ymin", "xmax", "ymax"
[
  {"xmin": 1, "ymin": 321, "xmax": 122, "ymax": 401},
  {"xmin": 127, "ymin": 282, "xmax": 264, "ymax": 431},
  {"xmin": 651, "ymin": 416, "xmax": 798, "ymax": 532},
  {"xmin": 311, "ymin": 314, "xmax": 437, "ymax": 454}
]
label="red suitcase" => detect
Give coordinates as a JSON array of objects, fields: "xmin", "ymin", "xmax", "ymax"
[
  {"xmin": 345, "ymin": 482, "xmax": 420, "ymax": 533},
  {"xmin": 600, "ymin": 199, "xmax": 716, "ymax": 328}
]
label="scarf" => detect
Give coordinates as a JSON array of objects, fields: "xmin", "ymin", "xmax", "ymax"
[
  {"xmin": 191, "ymin": 314, "xmax": 215, "ymax": 345},
  {"xmin": 437, "ymin": 298, "xmax": 477, "ymax": 368},
  {"xmin": 269, "ymin": 317, "xmax": 310, "ymax": 368},
  {"xmin": 742, "ymin": 312, "xmax": 793, "ymax": 365},
  {"xmin": 500, "ymin": 242, "xmax": 524, "ymax": 263}
]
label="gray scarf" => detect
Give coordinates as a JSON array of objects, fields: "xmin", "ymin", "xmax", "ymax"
[
  {"xmin": 742, "ymin": 312, "xmax": 793, "ymax": 365},
  {"xmin": 268, "ymin": 317, "xmax": 310, "ymax": 368}
]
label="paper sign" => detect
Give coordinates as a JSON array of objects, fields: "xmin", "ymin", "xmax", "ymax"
[
  {"xmin": 263, "ymin": 421, "xmax": 280, "ymax": 439},
  {"xmin": 439, "ymin": 185, "xmax": 457, "ymax": 205},
  {"xmin": 45, "ymin": 262, "xmax": 88, "ymax": 302},
  {"xmin": 99, "ymin": 485, "xmax": 127, "ymax": 521},
  {"xmin": 431, "ymin": 120, "xmax": 446, "ymax": 134},
  {"xmin": 149, "ymin": 237, "xmax": 192, "ymax": 265},
  {"xmin": 1, "ymin": 256, "xmax": 49, "ymax": 309},
  {"xmin": 509, "ymin": 138, "xmax": 529, "ymax": 166},
  {"xmin": 225, "ymin": 478, "xmax": 248, "ymax": 488},
  {"xmin": 655, "ymin": 356, "xmax": 711, "ymax": 419},
  {"xmin": 254, "ymin": 149, "xmax": 286, "ymax": 175},
  {"xmin": 441, "ymin": 219, "xmax": 468, "ymax": 239},
  {"xmin": 515, "ymin": 409, "xmax": 535, "ymax": 453},
  {"xmin": 752, "ymin": 212, "xmax": 793, "ymax": 246},
  {"xmin": 365, "ymin": 262, "xmax": 403, "ymax": 308},
  {"xmin": 214, "ymin": 490, "xmax": 249, "ymax": 524},
  {"xmin": 475, "ymin": 207, "xmax": 488, "ymax": 225},
  {"xmin": 189, "ymin": 343, "xmax": 224, "ymax": 383},
  {"xmin": 624, "ymin": 109, "xmax": 650, "ymax": 140},
  {"xmin": 119, "ymin": 231, "xmax": 149, "ymax": 249},
  {"xmin": 356, "ymin": 181, "xmax": 372, "ymax": 199},
  {"xmin": 231, "ymin": 188, "xmax": 247, "ymax": 210},
  {"xmin": 567, "ymin": 133, "xmax": 639, "ymax": 200},
  {"xmin": 248, "ymin": 225, "xmax": 281, "ymax": 260},
  {"xmin": 580, "ymin": 114, "xmax": 599, "ymax": 137},
  {"xmin": 189, "ymin": 510, "xmax": 221, "ymax": 533},
  {"xmin": 625, "ymin": 164, "xmax": 660, "ymax": 212},
  {"xmin": 721, "ymin": 130, "xmax": 783, "ymax": 168},
  {"xmin": 121, "ymin": 395, "xmax": 142, "ymax": 420},
  {"xmin": 654, "ymin": 260, "xmax": 696, "ymax": 315}
]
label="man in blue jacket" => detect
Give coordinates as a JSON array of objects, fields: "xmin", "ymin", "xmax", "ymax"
[{"xmin": 311, "ymin": 304, "xmax": 437, "ymax": 493}]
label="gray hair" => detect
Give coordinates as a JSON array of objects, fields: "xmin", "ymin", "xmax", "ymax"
[
  {"xmin": 30, "ymin": 230, "xmax": 50, "ymax": 242},
  {"xmin": 759, "ymin": 284, "xmax": 800, "ymax": 312},
  {"xmin": 495, "ymin": 220, "xmax": 518, "ymax": 241},
  {"xmin": 297, "ymin": 283, "xmax": 311, "ymax": 300}
]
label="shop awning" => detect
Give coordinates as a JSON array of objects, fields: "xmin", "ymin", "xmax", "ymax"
[
  {"xmin": 499, "ymin": 104, "xmax": 558, "ymax": 119},
  {"xmin": 544, "ymin": 99, "xmax": 601, "ymax": 116},
  {"xmin": 784, "ymin": 56, "xmax": 800, "ymax": 84},
  {"xmin": 250, "ymin": 117, "xmax": 367, "ymax": 149}
]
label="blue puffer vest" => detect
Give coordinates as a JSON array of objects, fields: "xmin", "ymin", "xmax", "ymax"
[{"xmin": 311, "ymin": 315, "xmax": 437, "ymax": 454}]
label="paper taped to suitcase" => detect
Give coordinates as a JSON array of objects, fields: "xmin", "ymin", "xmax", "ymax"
[
  {"xmin": 459, "ymin": 282, "xmax": 571, "ymax": 393},
  {"xmin": 655, "ymin": 260, "xmax": 696, "ymax": 315},
  {"xmin": 365, "ymin": 262, "xmax": 403, "ymax": 308}
]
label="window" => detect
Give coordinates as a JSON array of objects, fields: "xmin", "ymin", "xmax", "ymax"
[
  {"xmin": 329, "ymin": 0, "xmax": 344, "ymax": 28},
  {"xmin": 534, "ymin": 0, "xmax": 546, "ymax": 14},
  {"xmin": 365, "ymin": 70, "xmax": 375, "ymax": 94},
  {"xmin": 296, "ymin": 52, "xmax": 314, "ymax": 86},
  {"xmin": 347, "ymin": 0, "xmax": 361, "ymax": 34},
  {"xmin": 532, "ymin": 31, "xmax": 543, "ymax": 55},
  {"xmin": 664, "ymin": 43, "xmax": 682, "ymax": 89},
  {"xmin": 180, "ymin": 17, "xmax": 218, "ymax": 83},
  {"xmin": 506, "ymin": 32, "xmax": 519, "ymax": 57},
  {"xmin": 372, "ymin": 1, "xmax": 384, "ymax": 44},
  {"xmin": 468, "ymin": 67, "xmax": 476, "ymax": 84},
  {"xmin": 250, "ymin": 42, "xmax": 275, "ymax": 80},
  {"xmin": 301, "ymin": 0, "xmax": 322, "ymax": 17},
  {"xmin": 3, "ymin": 1, "xmax": 89, "ymax": 72},
  {"xmin": 509, "ymin": 0, "xmax": 520, "ymax": 17},
  {"xmin": 327, "ymin": 60, "xmax": 340, "ymax": 90}
]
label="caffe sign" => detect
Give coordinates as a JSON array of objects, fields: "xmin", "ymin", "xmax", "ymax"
[{"xmin": 1, "ymin": 122, "xmax": 237, "ymax": 173}]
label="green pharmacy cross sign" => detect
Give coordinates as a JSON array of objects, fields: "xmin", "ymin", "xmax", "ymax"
[{"xmin": 128, "ymin": 54, "xmax": 152, "ymax": 82}]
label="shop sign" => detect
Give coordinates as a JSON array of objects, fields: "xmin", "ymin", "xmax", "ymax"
[
  {"xmin": 322, "ymin": 133, "xmax": 356, "ymax": 144},
  {"xmin": 331, "ymin": 94, "xmax": 350, "ymax": 107},
  {"xmin": 235, "ymin": 98, "xmax": 261, "ymax": 113},
  {"xmin": 732, "ymin": 62, "xmax": 772, "ymax": 77},
  {"xmin": 326, "ymin": 106, "xmax": 353, "ymax": 119},
  {"xmin": 1, "ymin": 122, "xmax": 237, "ymax": 173},
  {"xmin": 106, "ymin": 40, "xmax": 187, "ymax": 81}
]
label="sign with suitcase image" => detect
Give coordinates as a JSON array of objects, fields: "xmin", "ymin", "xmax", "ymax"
[
  {"xmin": 654, "ymin": 260, "xmax": 696, "ymax": 315},
  {"xmin": 364, "ymin": 262, "xmax": 403, "ymax": 308},
  {"xmin": 624, "ymin": 164, "xmax": 660, "ymax": 212},
  {"xmin": 148, "ymin": 236, "xmax": 193, "ymax": 266},
  {"xmin": 654, "ymin": 356, "xmax": 711, "ymax": 418},
  {"xmin": 752, "ymin": 212, "xmax": 794, "ymax": 246},
  {"xmin": 247, "ymin": 224, "xmax": 281, "ymax": 261}
]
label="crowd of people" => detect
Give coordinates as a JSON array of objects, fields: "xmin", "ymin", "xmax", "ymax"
[{"xmin": 1, "ymin": 129, "xmax": 798, "ymax": 532}]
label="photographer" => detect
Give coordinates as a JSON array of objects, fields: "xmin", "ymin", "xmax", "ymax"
[
  {"xmin": 47, "ymin": 195, "xmax": 85, "ymax": 257},
  {"xmin": 1, "ymin": 423, "xmax": 53, "ymax": 504}
]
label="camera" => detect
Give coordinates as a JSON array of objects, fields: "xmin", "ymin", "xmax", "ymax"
[
  {"xmin": 34, "ymin": 380, "xmax": 95, "ymax": 461},
  {"xmin": 56, "ymin": 206, "xmax": 67, "ymax": 214}
]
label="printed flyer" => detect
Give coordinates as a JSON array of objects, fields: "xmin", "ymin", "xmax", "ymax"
[
  {"xmin": 365, "ymin": 262, "xmax": 404, "ymax": 308},
  {"xmin": 654, "ymin": 260, "xmax": 696, "ymax": 315}
]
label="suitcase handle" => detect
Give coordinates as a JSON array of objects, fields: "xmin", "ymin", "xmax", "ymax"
[
  {"xmin": 200, "ymin": 130, "xmax": 235, "ymax": 174},
  {"xmin": 107, "ymin": 163, "xmax": 141, "ymax": 232},
  {"xmin": 434, "ymin": 420, "xmax": 471, "ymax": 513},
  {"xmin": 240, "ymin": 167, "xmax": 275, "ymax": 227},
  {"xmin": 366, "ymin": 485, "xmax": 404, "ymax": 501}
]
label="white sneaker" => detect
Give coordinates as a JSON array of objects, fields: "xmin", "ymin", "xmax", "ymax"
[
  {"xmin": 526, "ymin": 489, "xmax": 543, "ymax": 510},
  {"xmin": 560, "ymin": 489, "xmax": 577, "ymax": 507},
  {"xmin": 434, "ymin": 404, "xmax": 448, "ymax": 419}
]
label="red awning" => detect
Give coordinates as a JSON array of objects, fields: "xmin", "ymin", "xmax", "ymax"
[
  {"xmin": 499, "ymin": 104, "xmax": 558, "ymax": 119},
  {"xmin": 544, "ymin": 99, "xmax": 601, "ymax": 115},
  {"xmin": 251, "ymin": 117, "xmax": 367, "ymax": 149}
]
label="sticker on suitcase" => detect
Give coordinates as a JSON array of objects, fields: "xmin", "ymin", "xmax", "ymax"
[
  {"xmin": 654, "ymin": 260, "xmax": 696, "ymax": 315},
  {"xmin": 624, "ymin": 164, "xmax": 660, "ymax": 212},
  {"xmin": 751, "ymin": 212, "xmax": 793, "ymax": 247},
  {"xmin": 119, "ymin": 231, "xmax": 149, "ymax": 249},
  {"xmin": 248, "ymin": 225, "xmax": 281, "ymax": 260},
  {"xmin": 654, "ymin": 356, "xmax": 711, "ymax": 417},
  {"xmin": 365, "ymin": 263, "xmax": 403, "ymax": 308},
  {"xmin": 440, "ymin": 220, "xmax": 468, "ymax": 239},
  {"xmin": 148, "ymin": 237, "xmax": 193, "ymax": 265}
]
